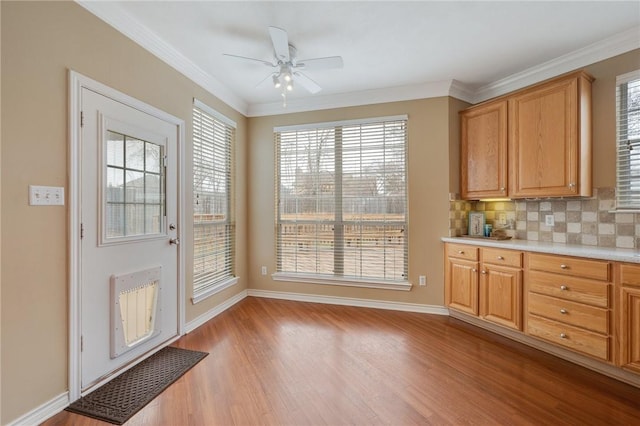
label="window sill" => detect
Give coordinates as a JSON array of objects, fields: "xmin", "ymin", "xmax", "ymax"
[
  {"xmin": 192, "ymin": 276, "xmax": 239, "ymax": 304},
  {"xmin": 271, "ymin": 272, "xmax": 412, "ymax": 291}
]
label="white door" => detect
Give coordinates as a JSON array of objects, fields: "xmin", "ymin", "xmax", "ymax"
[{"xmin": 80, "ymin": 88, "xmax": 179, "ymax": 391}]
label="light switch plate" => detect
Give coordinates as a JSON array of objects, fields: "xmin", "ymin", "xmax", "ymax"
[{"xmin": 29, "ymin": 185, "xmax": 65, "ymax": 206}]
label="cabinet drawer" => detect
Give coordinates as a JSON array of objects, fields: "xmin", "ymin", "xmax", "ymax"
[
  {"xmin": 527, "ymin": 270, "xmax": 609, "ymax": 308},
  {"xmin": 528, "ymin": 293, "xmax": 608, "ymax": 334},
  {"xmin": 620, "ymin": 263, "xmax": 640, "ymax": 288},
  {"xmin": 527, "ymin": 315, "xmax": 609, "ymax": 361},
  {"xmin": 528, "ymin": 253, "xmax": 610, "ymax": 281},
  {"xmin": 446, "ymin": 244, "xmax": 478, "ymax": 261},
  {"xmin": 482, "ymin": 248, "xmax": 522, "ymax": 268}
]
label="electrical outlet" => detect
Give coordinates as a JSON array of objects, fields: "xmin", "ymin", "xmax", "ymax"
[
  {"xmin": 498, "ymin": 213, "xmax": 507, "ymax": 226},
  {"xmin": 29, "ymin": 185, "xmax": 64, "ymax": 206},
  {"xmin": 261, "ymin": 266, "xmax": 267, "ymax": 275},
  {"xmin": 545, "ymin": 215, "xmax": 555, "ymax": 227},
  {"xmin": 419, "ymin": 275, "xmax": 426, "ymax": 286}
]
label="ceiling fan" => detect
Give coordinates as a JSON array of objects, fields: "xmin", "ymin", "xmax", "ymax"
[{"xmin": 224, "ymin": 26, "xmax": 343, "ymax": 103}]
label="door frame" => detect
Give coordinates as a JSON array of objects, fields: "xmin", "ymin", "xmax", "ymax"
[{"xmin": 68, "ymin": 70, "xmax": 186, "ymax": 401}]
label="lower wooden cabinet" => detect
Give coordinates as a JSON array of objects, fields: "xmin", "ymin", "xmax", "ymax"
[
  {"xmin": 445, "ymin": 244, "xmax": 479, "ymax": 315},
  {"xmin": 480, "ymin": 258, "xmax": 523, "ymax": 331},
  {"xmin": 445, "ymin": 243, "xmax": 522, "ymax": 330},
  {"xmin": 526, "ymin": 252, "xmax": 611, "ymax": 362},
  {"xmin": 618, "ymin": 263, "xmax": 640, "ymax": 374}
]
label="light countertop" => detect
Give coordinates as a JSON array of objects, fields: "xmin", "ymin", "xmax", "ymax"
[{"xmin": 441, "ymin": 237, "xmax": 640, "ymax": 264}]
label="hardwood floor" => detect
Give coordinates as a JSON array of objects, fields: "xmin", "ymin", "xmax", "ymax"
[{"xmin": 44, "ymin": 296, "xmax": 640, "ymax": 425}]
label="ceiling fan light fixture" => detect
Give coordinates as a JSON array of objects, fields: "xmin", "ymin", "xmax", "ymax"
[
  {"xmin": 272, "ymin": 74, "xmax": 281, "ymax": 88},
  {"xmin": 286, "ymin": 81, "xmax": 294, "ymax": 91}
]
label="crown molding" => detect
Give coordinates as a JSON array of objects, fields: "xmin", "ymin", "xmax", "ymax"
[
  {"xmin": 448, "ymin": 79, "xmax": 476, "ymax": 104},
  {"xmin": 76, "ymin": 1, "xmax": 249, "ymax": 115},
  {"xmin": 473, "ymin": 27, "xmax": 640, "ymax": 103},
  {"xmin": 77, "ymin": 1, "xmax": 638, "ymax": 117},
  {"xmin": 247, "ymin": 80, "xmax": 471, "ymax": 117}
]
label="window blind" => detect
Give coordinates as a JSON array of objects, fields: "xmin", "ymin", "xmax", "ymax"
[
  {"xmin": 192, "ymin": 100, "xmax": 235, "ymax": 296},
  {"xmin": 275, "ymin": 116, "xmax": 408, "ymax": 282},
  {"xmin": 616, "ymin": 70, "xmax": 640, "ymax": 210}
]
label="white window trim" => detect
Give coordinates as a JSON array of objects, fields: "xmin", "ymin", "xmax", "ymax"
[
  {"xmin": 193, "ymin": 98, "xmax": 237, "ymax": 128},
  {"xmin": 275, "ymin": 115, "xmax": 409, "ymax": 283},
  {"xmin": 192, "ymin": 99, "xmax": 236, "ymax": 303},
  {"xmin": 274, "ymin": 114, "xmax": 408, "ymax": 132},
  {"xmin": 615, "ymin": 70, "xmax": 640, "ymax": 211},
  {"xmin": 191, "ymin": 276, "xmax": 239, "ymax": 304},
  {"xmin": 272, "ymin": 272, "xmax": 412, "ymax": 291}
]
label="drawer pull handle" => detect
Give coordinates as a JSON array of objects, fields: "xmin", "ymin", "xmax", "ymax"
[
  {"xmin": 560, "ymin": 285, "xmax": 568, "ymax": 291},
  {"xmin": 560, "ymin": 333, "xmax": 567, "ymax": 339},
  {"xmin": 560, "ymin": 264, "xmax": 568, "ymax": 269},
  {"xmin": 560, "ymin": 309, "xmax": 568, "ymax": 314},
  {"xmin": 497, "ymin": 256, "xmax": 504, "ymax": 260},
  {"xmin": 458, "ymin": 250, "xmax": 464, "ymax": 254}
]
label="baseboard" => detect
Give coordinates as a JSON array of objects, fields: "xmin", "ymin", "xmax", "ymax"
[
  {"xmin": 6, "ymin": 392, "xmax": 69, "ymax": 426},
  {"xmin": 247, "ymin": 289, "xmax": 449, "ymax": 315},
  {"xmin": 185, "ymin": 289, "xmax": 248, "ymax": 333}
]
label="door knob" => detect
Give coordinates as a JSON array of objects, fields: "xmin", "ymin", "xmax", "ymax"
[
  {"xmin": 169, "ymin": 223, "xmax": 176, "ymax": 230},
  {"xmin": 169, "ymin": 238, "xmax": 180, "ymax": 245}
]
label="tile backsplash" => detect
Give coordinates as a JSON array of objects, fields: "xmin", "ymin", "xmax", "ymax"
[{"xmin": 448, "ymin": 187, "xmax": 640, "ymax": 250}]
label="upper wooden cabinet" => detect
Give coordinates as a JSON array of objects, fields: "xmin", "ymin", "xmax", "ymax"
[
  {"xmin": 461, "ymin": 100, "xmax": 508, "ymax": 199},
  {"xmin": 460, "ymin": 71, "xmax": 593, "ymax": 200},
  {"xmin": 510, "ymin": 72, "xmax": 593, "ymax": 198}
]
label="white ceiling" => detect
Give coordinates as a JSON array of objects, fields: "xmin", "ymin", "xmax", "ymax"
[{"xmin": 79, "ymin": 1, "xmax": 640, "ymax": 116}]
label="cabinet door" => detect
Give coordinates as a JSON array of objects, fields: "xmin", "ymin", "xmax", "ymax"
[
  {"xmin": 480, "ymin": 265, "xmax": 522, "ymax": 330},
  {"xmin": 509, "ymin": 76, "xmax": 579, "ymax": 198},
  {"xmin": 460, "ymin": 100, "xmax": 508, "ymax": 199},
  {"xmin": 446, "ymin": 258, "xmax": 479, "ymax": 315},
  {"xmin": 620, "ymin": 286, "xmax": 640, "ymax": 374}
]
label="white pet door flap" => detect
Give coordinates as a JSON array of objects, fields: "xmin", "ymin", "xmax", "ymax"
[{"xmin": 110, "ymin": 266, "xmax": 162, "ymax": 358}]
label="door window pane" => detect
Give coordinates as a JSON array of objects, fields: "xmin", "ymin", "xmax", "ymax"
[{"xmin": 105, "ymin": 131, "xmax": 164, "ymax": 239}]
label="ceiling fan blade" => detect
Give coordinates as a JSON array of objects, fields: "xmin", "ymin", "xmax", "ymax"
[
  {"xmin": 223, "ymin": 53, "xmax": 275, "ymax": 67},
  {"xmin": 256, "ymin": 72, "xmax": 277, "ymax": 88},
  {"xmin": 292, "ymin": 71, "xmax": 322, "ymax": 94},
  {"xmin": 297, "ymin": 56, "xmax": 344, "ymax": 70},
  {"xmin": 268, "ymin": 26, "xmax": 290, "ymax": 62}
]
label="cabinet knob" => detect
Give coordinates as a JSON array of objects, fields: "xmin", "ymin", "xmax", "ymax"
[
  {"xmin": 472, "ymin": 268, "xmax": 477, "ymax": 272},
  {"xmin": 560, "ymin": 308, "xmax": 568, "ymax": 314},
  {"xmin": 569, "ymin": 183, "xmax": 576, "ymax": 188},
  {"xmin": 500, "ymin": 187, "xmax": 505, "ymax": 192},
  {"xmin": 497, "ymin": 256, "xmax": 504, "ymax": 260},
  {"xmin": 560, "ymin": 285, "xmax": 568, "ymax": 291},
  {"xmin": 560, "ymin": 264, "xmax": 568, "ymax": 270},
  {"xmin": 458, "ymin": 250, "xmax": 464, "ymax": 254},
  {"xmin": 560, "ymin": 333, "xmax": 567, "ymax": 339},
  {"xmin": 481, "ymin": 270, "xmax": 487, "ymax": 274}
]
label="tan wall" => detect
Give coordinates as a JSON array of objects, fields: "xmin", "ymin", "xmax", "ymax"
[
  {"xmin": 1, "ymin": 1, "xmax": 638, "ymax": 424},
  {"xmin": 0, "ymin": 2, "xmax": 248, "ymax": 423},
  {"xmin": 248, "ymin": 98, "xmax": 461, "ymax": 306},
  {"xmin": 586, "ymin": 49, "xmax": 640, "ymax": 188}
]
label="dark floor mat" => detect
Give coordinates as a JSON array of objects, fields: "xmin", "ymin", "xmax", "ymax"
[{"xmin": 66, "ymin": 346, "xmax": 208, "ymax": 424}]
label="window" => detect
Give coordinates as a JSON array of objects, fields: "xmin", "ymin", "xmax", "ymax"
[
  {"xmin": 616, "ymin": 70, "xmax": 640, "ymax": 210},
  {"xmin": 192, "ymin": 99, "xmax": 237, "ymax": 302},
  {"xmin": 105, "ymin": 131, "xmax": 164, "ymax": 240},
  {"xmin": 275, "ymin": 116, "xmax": 409, "ymax": 289}
]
